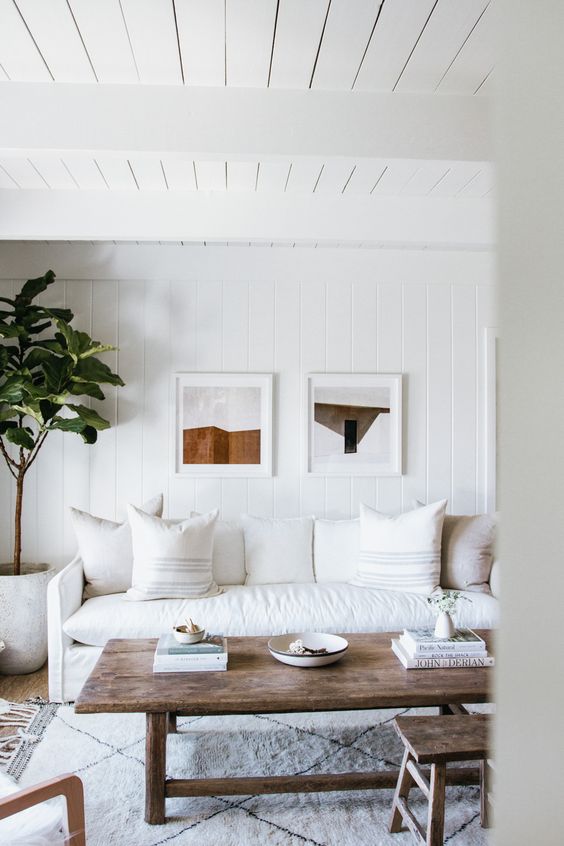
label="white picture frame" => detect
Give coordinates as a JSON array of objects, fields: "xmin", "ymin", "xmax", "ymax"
[
  {"xmin": 173, "ymin": 373, "xmax": 273, "ymax": 477},
  {"xmin": 304, "ymin": 373, "xmax": 403, "ymax": 477}
]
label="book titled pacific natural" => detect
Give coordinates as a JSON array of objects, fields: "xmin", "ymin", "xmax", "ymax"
[
  {"xmin": 391, "ymin": 639, "xmax": 494, "ymax": 669},
  {"xmin": 153, "ymin": 633, "xmax": 228, "ymax": 673},
  {"xmin": 401, "ymin": 628, "xmax": 486, "ymax": 654}
]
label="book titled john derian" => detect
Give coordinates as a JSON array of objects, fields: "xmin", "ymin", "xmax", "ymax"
[
  {"xmin": 153, "ymin": 633, "xmax": 228, "ymax": 673},
  {"xmin": 392, "ymin": 628, "xmax": 494, "ymax": 670}
]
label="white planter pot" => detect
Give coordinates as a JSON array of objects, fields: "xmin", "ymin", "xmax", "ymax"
[
  {"xmin": 434, "ymin": 610, "xmax": 456, "ymax": 639},
  {"xmin": 0, "ymin": 563, "xmax": 54, "ymax": 675}
]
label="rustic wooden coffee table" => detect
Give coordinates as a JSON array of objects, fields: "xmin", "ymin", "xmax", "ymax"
[{"xmin": 75, "ymin": 632, "xmax": 494, "ymax": 824}]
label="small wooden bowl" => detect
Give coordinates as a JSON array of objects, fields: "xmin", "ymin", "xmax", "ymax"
[{"xmin": 173, "ymin": 625, "xmax": 205, "ymax": 644}]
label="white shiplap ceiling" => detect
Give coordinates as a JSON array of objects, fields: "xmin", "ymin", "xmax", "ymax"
[
  {"xmin": 0, "ymin": 157, "xmax": 494, "ymax": 198},
  {"xmin": 0, "ymin": 0, "xmax": 496, "ymax": 93},
  {"xmin": 0, "ymin": 0, "xmax": 496, "ymax": 246}
]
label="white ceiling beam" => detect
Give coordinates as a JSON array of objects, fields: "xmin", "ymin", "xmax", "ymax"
[
  {"xmin": 0, "ymin": 242, "xmax": 495, "ymax": 286},
  {"xmin": 0, "ymin": 189, "xmax": 494, "ymax": 246},
  {"xmin": 0, "ymin": 83, "xmax": 491, "ymax": 162}
]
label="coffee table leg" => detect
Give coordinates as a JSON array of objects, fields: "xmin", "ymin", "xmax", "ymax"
[
  {"xmin": 168, "ymin": 713, "xmax": 177, "ymax": 734},
  {"xmin": 145, "ymin": 712, "xmax": 168, "ymax": 824}
]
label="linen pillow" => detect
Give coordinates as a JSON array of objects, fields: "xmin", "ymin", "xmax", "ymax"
[
  {"xmin": 313, "ymin": 518, "xmax": 360, "ymax": 583},
  {"xmin": 413, "ymin": 500, "xmax": 498, "ymax": 594},
  {"xmin": 70, "ymin": 493, "xmax": 163, "ymax": 598},
  {"xmin": 125, "ymin": 506, "xmax": 221, "ymax": 601},
  {"xmin": 489, "ymin": 558, "xmax": 500, "ymax": 598},
  {"xmin": 441, "ymin": 513, "xmax": 497, "ymax": 594},
  {"xmin": 242, "ymin": 515, "xmax": 315, "ymax": 585},
  {"xmin": 191, "ymin": 512, "xmax": 246, "ymax": 585},
  {"xmin": 351, "ymin": 500, "xmax": 447, "ymax": 594}
]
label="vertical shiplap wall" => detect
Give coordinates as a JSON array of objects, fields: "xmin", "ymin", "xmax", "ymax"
[{"xmin": 0, "ymin": 259, "xmax": 496, "ymax": 570}]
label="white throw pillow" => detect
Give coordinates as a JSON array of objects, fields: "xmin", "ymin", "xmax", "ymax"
[
  {"xmin": 70, "ymin": 493, "xmax": 163, "ymax": 598},
  {"xmin": 351, "ymin": 500, "xmax": 447, "ymax": 594},
  {"xmin": 125, "ymin": 506, "xmax": 221, "ymax": 601},
  {"xmin": 242, "ymin": 515, "xmax": 315, "ymax": 585},
  {"xmin": 191, "ymin": 512, "xmax": 246, "ymax": 585},
  {"xmin": 313, "ymin": 518, "xmax": 360, "ymax": 583}
]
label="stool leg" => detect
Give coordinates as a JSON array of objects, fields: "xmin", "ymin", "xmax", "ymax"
[
  {"xmin": 480, "ymin": 759, "xmax": 492, "ymax": 828},
  {"xmin": 389, "ymin": 748, "xmax": 414, "ymax": 833},
  {"xmin": 426, "ymin": 763, "xmax": 446, "ymax": 846}
]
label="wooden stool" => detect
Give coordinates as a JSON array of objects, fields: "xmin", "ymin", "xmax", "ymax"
[{"xmin": 389, "ymin": 714, "xmax": 492, "ymax": 846}]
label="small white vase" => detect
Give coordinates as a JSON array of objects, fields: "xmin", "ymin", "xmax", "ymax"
[{"xmin": 434, "ymin": 610, "xmax": 455, "ymax": 639}]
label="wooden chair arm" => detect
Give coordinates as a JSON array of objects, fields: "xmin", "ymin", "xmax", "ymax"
[{"xmin": 0, "ymin": 773, "xmax": 85, "ymax": 846}]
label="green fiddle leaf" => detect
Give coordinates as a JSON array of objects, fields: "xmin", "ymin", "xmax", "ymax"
[
  {"xmin": 43, "ymin": 307, "xmax": 74, "ymax": 323},
  {"xmin": 0, "ymin": 377, "xmax": 26, "ymax": 404},
  {"xmin": 68, "ymin": 381, "xmax": 105, "ymax": 401},
  {"xmin": 39, "ymin": 400, "xmax": 60, "ymax": 423},
  {"xmin": 0, "ymin": 347, "xmax": 8, "ymax": 370},
  {"xmin": 12, "ymin": 401, "xmax": 43, "ymax": 425},
  {"xmin": 0, "ymin": 322, "xmax": 23, "ymax": 338},
  {"xmin": 0, "ymin": 420, "xmax": 18, "ymax": 435},
  {"xmin": 49, "ymin": 416, "xmax": 86, "ymax": 434},
  {"xmin": 22, "ymin": 348, "xmax": 52, "ymax": 370},
  {"xmin": 41, "ymin": 356, "xmax": 73, "ymax": 394},
  {"xmin": 73, "ymin": 356, "xmax": 124, "ymax": 387},
  {"xmin": 80, "ymin": 425, "xmax": 98, "ymax": 444},
  {"xmin": 16, "ymin": 271, "xmax": 56, "ymax": 304},
  {"xmin": 54, "ymin": 321, "xmax": 80, "ymax": 360},
  {"xmin": 5, "ymin": 426, "xmax": 35, "ymax": 450},
  {"xmin": 0, "ymin": 407, "xmax": 18, "ymax": 422},
  {"xmin": 25, "ymin": 321, "xmax": 51, "ymax": 334},
  {"xmin": 66, "ymin": 403, "xmax": 110, "ymax": 430},
  {"xmin": 30, "ymin": 338, "xmax": 67, "ymax": 356}
]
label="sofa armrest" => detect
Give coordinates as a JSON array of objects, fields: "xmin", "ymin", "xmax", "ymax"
[{"xmin": 47, "ymin": 555, "xmax": 84, "ymax": 702}]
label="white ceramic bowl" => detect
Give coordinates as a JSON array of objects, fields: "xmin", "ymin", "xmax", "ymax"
[
  {"xmin": 173, "ymin": 626, "xmax": 205, "ymax": 644},
  {"xmin": 268, "ymin": 632, "xmax": 348, "ymax": 668}
]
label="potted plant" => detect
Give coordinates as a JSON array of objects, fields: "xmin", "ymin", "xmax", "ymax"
[
  {"xmin": 0, "ymin": 271, "xmax": 124, "ymax": 674},
  {"xmin": 427, "ymin": 590, "xmax": 470, "ymax": 639}
]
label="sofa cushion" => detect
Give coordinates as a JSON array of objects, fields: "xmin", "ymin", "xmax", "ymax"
[
  {"xmin": 314, "ymin": 518, "xmax": 360, "ymax": 582},
  {"xmin": 70, "ymin": 493, "xmax": 163, "ymax": 598},
  {"xmin": 242, "ymin": 515, "xmax": 315, "ymax": 585},
  {"xmin": 63, "ymin": 582, "xmax": 500, "ymax": 646},
  {"xmin": 441, "ymin": 514, "xmax": 497, "ymax": 594},
  {"xmin": 125, "ymin": 506, "xmax": 221, "ymax": 600},
  {"xmin": 191, "ymin": 513, "xmax": 246, "ymax": 585},
  {"xmin": 352, "ymin": 500, "xmax": 447, "ymax": 595}
]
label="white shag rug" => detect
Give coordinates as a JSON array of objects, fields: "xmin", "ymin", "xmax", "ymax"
[{"xmin": 16, "ymin": 702, "xmax": 492, "ymax": 846}]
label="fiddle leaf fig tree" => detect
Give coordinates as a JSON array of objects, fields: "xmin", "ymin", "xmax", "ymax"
[{"xmin": 0, "ymin": 271, "xmax": 124, "ymax": 576}]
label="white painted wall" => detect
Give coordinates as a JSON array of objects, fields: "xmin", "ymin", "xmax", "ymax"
[
  {"xmin": 494, "ymin": 1, "xmax": 564, "ymax": 843},
  {"xmin": 0, "ymin": 244, "xmax": 496, "ymax": 570}
]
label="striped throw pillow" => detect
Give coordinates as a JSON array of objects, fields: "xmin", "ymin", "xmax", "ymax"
[
  {"xmin": 125, "ymin": 506, "xmax": 221, "ymax": 601},
  {"xmin": 351, "ymin": 500, "xmax": 447, "ymax": 595}
]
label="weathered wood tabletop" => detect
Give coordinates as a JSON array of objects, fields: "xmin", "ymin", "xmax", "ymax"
[{"xmin": 75, "ymin": 631, "xmax": 494, "ymax": 715}]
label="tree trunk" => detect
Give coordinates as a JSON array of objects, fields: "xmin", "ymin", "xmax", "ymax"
[{"xmin": 13, "ymin": 471, "xmax": 24, "ymax": 577}]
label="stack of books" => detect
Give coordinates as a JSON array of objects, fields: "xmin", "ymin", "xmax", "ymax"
[
  {"xmin": 153, "ymin": 633, "xmax": 228, "ymax": 673},
  {"xmin": 391, "ymin": 627, "xmax": 494, "ymax": 669}
]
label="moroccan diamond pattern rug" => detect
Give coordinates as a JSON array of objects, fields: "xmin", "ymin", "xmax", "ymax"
[{"xmin": 13, "ymin": 701, "xmax": 491, "ymax": 846}]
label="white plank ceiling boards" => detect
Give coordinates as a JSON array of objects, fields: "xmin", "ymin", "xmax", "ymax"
[{"xmin": 0, "ymin": 0, "xmax": 496, "ymax": 246}]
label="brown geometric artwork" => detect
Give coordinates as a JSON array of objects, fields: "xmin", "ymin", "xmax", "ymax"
[
  {"xmin": 183, "ymin": 426, "xmax": 261, "ymax": 465},
  {"xmin": 314, "ymin": 403, "xmax": 389, "ymax": 454}
]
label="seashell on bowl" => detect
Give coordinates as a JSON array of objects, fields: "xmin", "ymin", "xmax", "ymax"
[{"xmin": 268, "ymin": 632, "xmax": 348, "ymax": 667}]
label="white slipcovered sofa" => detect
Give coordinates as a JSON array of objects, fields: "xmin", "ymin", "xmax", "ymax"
[{"xmin": 47, "ymin": 515, "xmax": 500, "ymax": 702}]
